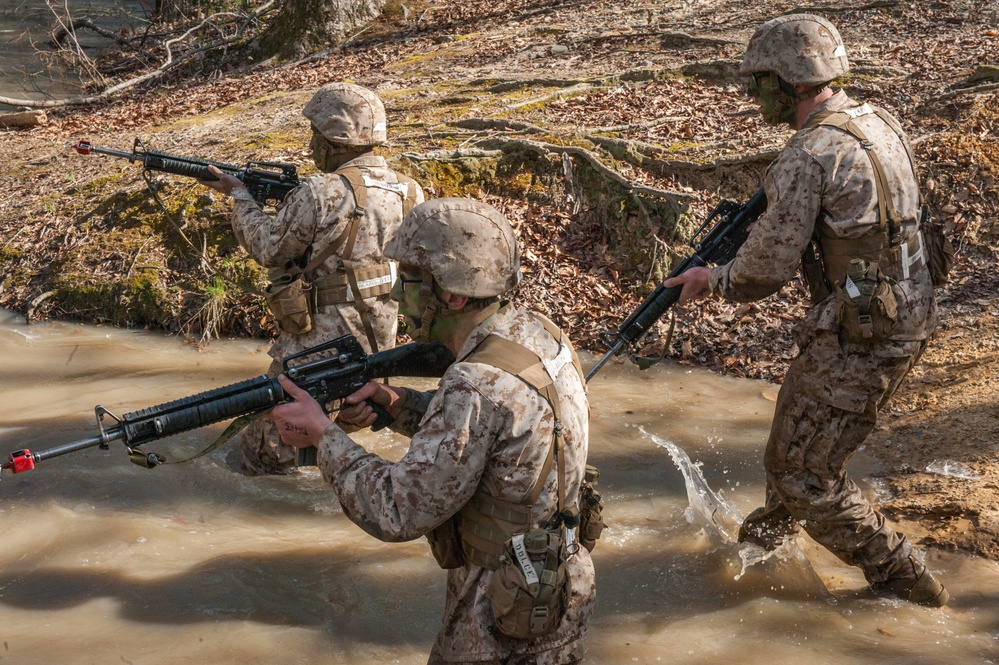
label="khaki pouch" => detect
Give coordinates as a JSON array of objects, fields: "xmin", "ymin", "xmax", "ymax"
[
  {"xmin": 489, "ymin": 528, "xmax": 570, "ymax": 639},
  {"xmin": 426, "ymin": 517, "xmax": 466, "ymax": 569},
  {"xmin": 834, "ymin": 259, "xmax": 898, "ymax": 343},
  {"xmin": 265, "ymin": 265, "xmax": 313, "ymax": 335},
  {"xmin": 921, "ymin": 208, "xmax": 955, "ymax": 287},
  {"xmin": 578, "ymin": 465, "xmax": 605, "ymax": 552}
]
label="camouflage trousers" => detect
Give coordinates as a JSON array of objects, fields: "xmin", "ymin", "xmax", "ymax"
[
  {"xmin": 741, "ymin": 329, "xmax": 928, "ymax": 584},
  {"xmin": 236, "ymin": 357, "xmax": 299, "ymax": 475}
]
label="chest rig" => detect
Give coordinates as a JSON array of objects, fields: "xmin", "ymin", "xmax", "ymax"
[
  {"xmin": 426, "ymin": 315, "xmax": 586, "ymax": 571},
  {"xmin": 800, "ymin": 103, "xmax": 927, "ymax": 303},
  {"xmin": 307, "ymin": 166, "xmax": 418, "ymax": 351}
]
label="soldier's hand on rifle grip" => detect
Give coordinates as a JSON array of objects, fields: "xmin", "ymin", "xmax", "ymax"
[
  {"xmin": 271, "ymin": 375, "xmax": 334, "ymax": 448},
  {"xmin": 337, "ymin": 382, "xmax": 407, "ymax": 432},
  {"xmin": 664, "ymin": 267, "xmax": 713, "ymax": 304},
  {"xmin": 199, "ymin": 164, "xmax": 243, "ymax": 197}
]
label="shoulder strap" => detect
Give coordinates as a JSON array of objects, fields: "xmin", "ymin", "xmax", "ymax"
[
  {"xmin": 334, "ymin": 166, "xmax": 380, "ymax": 351},
  {"xmin": 806, "ymin": 107, "xmax": 897, "ymax": 235},
  {"xmin": 303, "ymin": 166, "xmax": 367, "ymax": 274},
  {"xmin": 464, "ymin": 319, "xmax": 581, "ymax": 512}
]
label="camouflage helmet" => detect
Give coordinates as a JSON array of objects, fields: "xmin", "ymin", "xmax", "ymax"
[
  {"xmin": 302, "ymin": 82, "xmax": 387, "ymax": 146},
  {"xmin": 385, "ymin": 198, "xmax": 521, "ymax": 299},
  {"xmin": 740, "ymin": 14, "xmax": 849, "ymax": 86}
]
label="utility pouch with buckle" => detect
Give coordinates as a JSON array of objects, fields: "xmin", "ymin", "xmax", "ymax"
[
  {"xmin": 920, "ymin": 206, "xmax": 954, "ymax": 287},
  {"xmin": 834, "ymin": 258, "xmax": 898, "ymax": 343},
  {"xmin": 264, "ymin": 263, "xmax": 313, "ymax": 334},
  {"xmin": 489, "ymin": 527, "xmax": 570, "ymax": 640},
  {"xmin": 578, "ymin": 464, "xmax": 605, "ymax": 552}
]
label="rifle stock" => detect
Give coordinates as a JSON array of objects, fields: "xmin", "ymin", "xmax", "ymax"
[
  {"xmin": 586, "ymin": 188, "xmax": 768, "ymax": 381},
  {"xmin": 74, "ymin": 138, "xmax": 300, "ymax": 206},
  {"xmin": 1, "ymin": 336, "xmax": 455, "ymax": 476}
]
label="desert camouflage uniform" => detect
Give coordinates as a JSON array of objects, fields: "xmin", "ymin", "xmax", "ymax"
[
  {"xmin": 315, "ymin": 305, "xmax": 595, "ymax": 664},
  {"xmin": 230, "ymin": 155, "xmax": 424, "ymax": 474},
  {"xmin": 710, "ymin": 90, "xmax": 937, "ymax": 584}
]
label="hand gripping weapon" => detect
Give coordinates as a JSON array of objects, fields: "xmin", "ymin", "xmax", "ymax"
[
  {"xmin": 2, "ymin": 335, "xmax": 455, "ymax": 476},
  {"xmin": 585, "ymin": 188, "xmax": 768, "ymax": 382},
  {"xmin": 73, "ymin": 138, "xmax": 300, "ymax": 207}
]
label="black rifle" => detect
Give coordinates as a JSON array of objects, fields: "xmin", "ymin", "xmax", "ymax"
[
  {"xmin": 586, "ymin": 188, "xmax": 768, "ymax": 381},
  {"xmin": 73, "ymin": 138, "xmax": 300, "ymax": 206},
  {"xmin": 1, "ymin": 335, "xmax": 455, "ymax": 476}
]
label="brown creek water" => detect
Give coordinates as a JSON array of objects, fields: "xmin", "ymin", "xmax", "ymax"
[{"xmin": 0, "ymin": 308, "xmax": 996, "ymax": 664}]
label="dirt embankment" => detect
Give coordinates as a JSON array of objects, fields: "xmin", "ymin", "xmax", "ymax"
[{"xmin": 0, "ymin": 0, "xmax": 996, "ymax": 558}]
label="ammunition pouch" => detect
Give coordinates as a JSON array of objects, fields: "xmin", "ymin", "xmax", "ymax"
[
  {"xmin": 426, "ymin": 516, "xmax": 466, "ymax": 569},
  {"xmin": 312, "ymin": 262, "xmax": 397, "ymax": 307},
  {"xmin": 920, "ymin": 207, "xmax": 954, "ymax": 287},
  {"xmin": 578, "ymin": 464, "xmax": 605, "ymax": 552},
  {"xmin": 489, "ymin": 528, "xmax": 570, "ymax": 639},
  {"xmin": 265, "ymin": 264, "xmax": 313, "ymax": 335},
  {"xmin": 834, "ymin": 259, "xmax": 898, "ymax": 343}
]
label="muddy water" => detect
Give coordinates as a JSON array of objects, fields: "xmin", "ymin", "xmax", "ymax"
[
  {"xmin": 0, "ymin": 1, "xmax": 147, "ymax": 110},
  {"xmin": 0, "ymin": 309, "xmax": 997, "ymax": 664}
]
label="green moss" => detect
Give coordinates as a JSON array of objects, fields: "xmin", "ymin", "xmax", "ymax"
[{"xmin": 54, "ymin": 269, "xmax": 175, "ymax": 328}]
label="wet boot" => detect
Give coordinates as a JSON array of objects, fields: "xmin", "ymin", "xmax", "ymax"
[
  {"xmin": 738, "ymin": 504, "xmax": 801, "ymax": 551},
  {"xmin": 871, "ymin": 557, "xmax": 949, "ymax": 607}
]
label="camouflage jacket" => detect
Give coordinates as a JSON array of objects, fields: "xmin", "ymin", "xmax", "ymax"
[
  {"xmin": 315, "ymin": 305, "xmax": 595, "ymax": 663},
  {"xmin": 710, "ymin": 90, "xmax": 937, "ymax": 343},
  {"xmin": 231, "ymin": 155, "xmax": 424, "ymax": 359}
]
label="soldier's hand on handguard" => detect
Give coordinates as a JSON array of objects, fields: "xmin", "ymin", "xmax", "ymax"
[
  {"xmin": 271, "ymin": 375, "xmax": 334, "ymax": 448},
  {"xmin": 336, "ymin": 382, "xmax": 408, "ymax": 432},
  {"xmin": 664, "ymin": 267, "xmax": 712, "ymax": 305},
  {"xmin": 198, "ymin": 164, "xmax": 245, "ymax": 197}
]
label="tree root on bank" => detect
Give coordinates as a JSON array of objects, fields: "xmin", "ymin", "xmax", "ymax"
[
  {"xmin": 476, "ymin": 137, "xmax": 697, "ymax": 202},
  {"xmin": 26, "ymin": 290, "xmax": 56, "ymax": 324},
  {"xmin": 584, "ymin": 134, "xmax": 779, "ymax": 172}
]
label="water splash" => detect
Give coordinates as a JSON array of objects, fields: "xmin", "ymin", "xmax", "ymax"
[
  {"xmin": 642, "ymin": 427, "xmax": 826, "ymax": 594},
  {"xmin": 642, "ymin": 426, "xmax": 742, "ymax": 546}
]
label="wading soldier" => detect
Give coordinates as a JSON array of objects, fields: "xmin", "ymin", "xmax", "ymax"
[
  {"xmin": 664, "ymin": 15, "xmax": 947, "ymax": 606},
  {"xmin": 271, "ymin": 198, "xmax": 599, "ymax": 663},
  {"xmin": 201, "ymin": 82, "xmax": 423, "ymax": 475}
]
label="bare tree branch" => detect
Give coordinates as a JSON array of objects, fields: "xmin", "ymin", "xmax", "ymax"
[{"xmin": 0, "ymin": 1, "xmax": 275, "ymax": 110}]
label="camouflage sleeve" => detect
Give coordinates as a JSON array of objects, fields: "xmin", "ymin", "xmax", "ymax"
[
  {"xmin": 230, "ymin": 179, "xmax": 321, "ymax": 269},
  {"xmin": 316, "ymin": 375, "xmax": 502, "ymax": 543},
  {"xmin": 709, "ymin": 145, "xmax": 823, "ymax": 302},
  {"xmin": 389, "ymin": 387, "xmax": 435, "ymax": 438}
]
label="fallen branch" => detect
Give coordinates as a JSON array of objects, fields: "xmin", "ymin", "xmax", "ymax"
[
  {"xmin": 400, "ymin": 148, "xmax": 505, "ymax": 161},
  {"xmin": 0, "ymin": 1, "xmax": 275, "ymax": 109},
  {"xmin": 930, "ymin": 81, "xmax": 999, "ymax": 103},
  {"xmin": 0, "ymin": 110, "xmax": 48, "ymax": 128},
  {"xmin": 785, "ymin": 1, "xmax": 899, "ymax": 14},
  {"xmin": 50, "ymin": 16, "xmax": 120, "ymax": 46},
  {"xmin": 507, "ymin": 82, "xmax": 596, "ymax": 110},
  {"xmin": 449, "ymin": 118, "xmax": 546, "ymax": 133},
  {"xmin": 586, "ymin": 116, "xmax": 688, "ymax": 134}
]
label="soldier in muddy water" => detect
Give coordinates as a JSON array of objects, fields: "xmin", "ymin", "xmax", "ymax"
[
  {"xmin": 269, "ymin": 197, "xmax": 598, "ymax": 663},
  {"xmin": 199, "ymin": 82, "xmax": 424, "ymax": 475},
  {"xmin": 664, "ymin": 14, "xmax": 948, "ymax": 607}
]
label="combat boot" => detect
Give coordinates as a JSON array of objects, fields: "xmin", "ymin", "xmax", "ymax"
[
  {"xmin": 738, "ymin": 505, "xmax": 801, "ymax": 551},
  {"xmin": 872, "ymin": 557, "xmax": 950, "ymax": 607}
]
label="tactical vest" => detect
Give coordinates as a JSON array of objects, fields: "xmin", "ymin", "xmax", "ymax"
[
  {"xmin": 427, "ymin": 314, "xmax": 586, "ymax": 571},
  {"xmin": 305, "ymin": 166, "xmax": 419, "ymax": 351},
  {"xmin": 800, "ymin": 104, "xmax": 927, "ymax": 301}
]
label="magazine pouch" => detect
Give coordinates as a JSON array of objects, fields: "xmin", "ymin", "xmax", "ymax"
[{"xmin": 489, "ymin": 528, "xmax": 570, "ymax": 639}]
